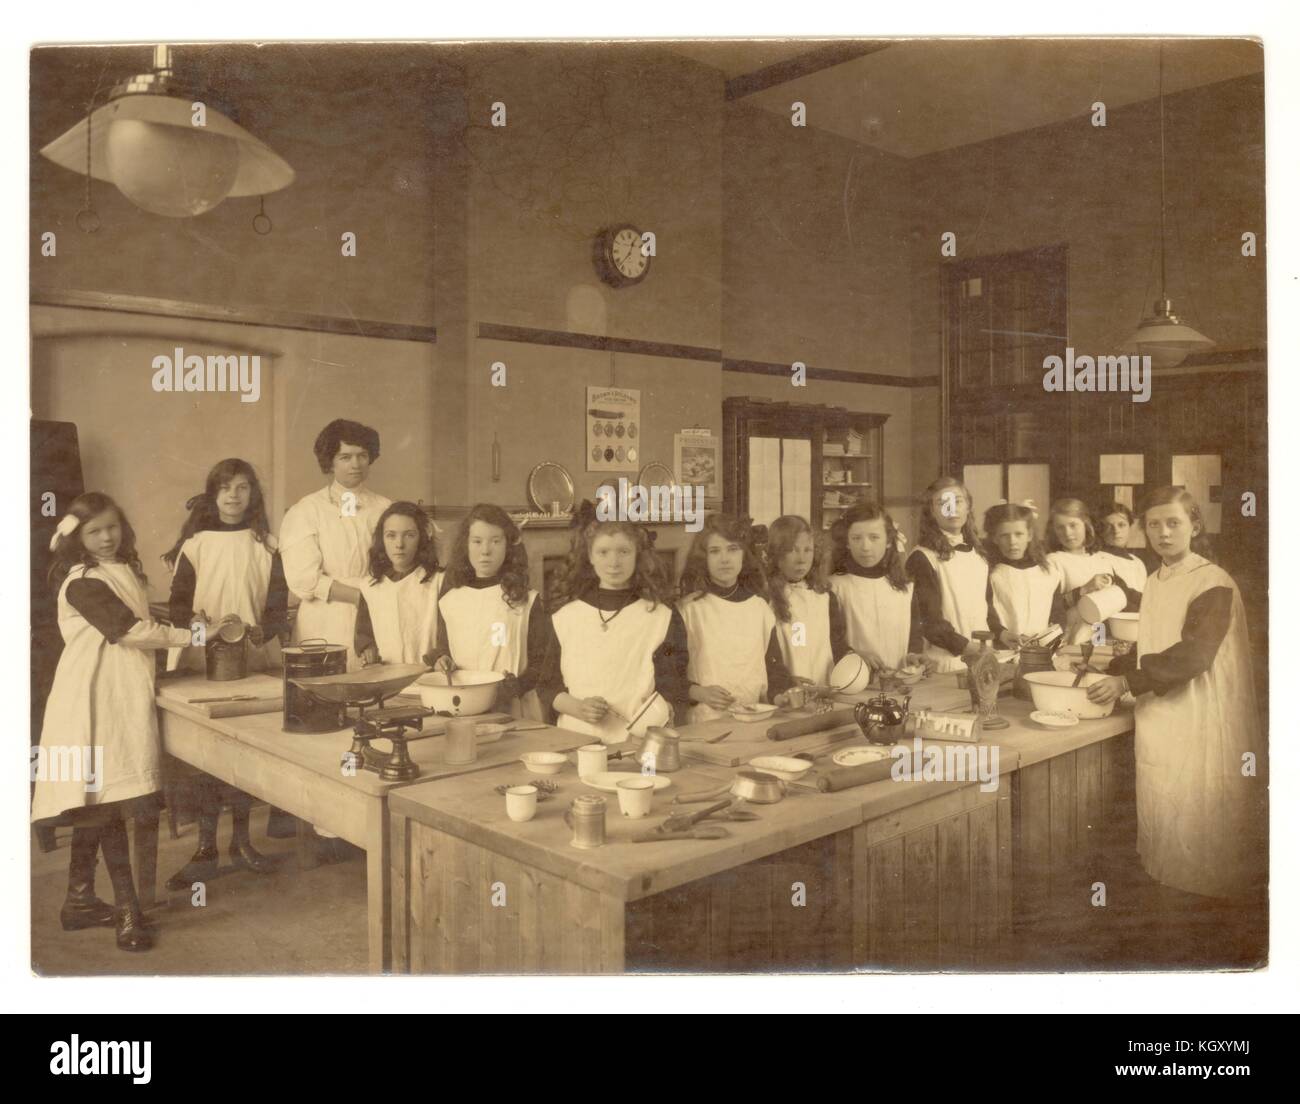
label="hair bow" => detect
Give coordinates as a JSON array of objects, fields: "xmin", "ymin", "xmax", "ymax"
[
  {"xmin": 49, "ymin": 514, "xmax": 80, "ymax": 551},
  {"xmin": 894, "ymin": 529, "xmax": 908, "ymax": 554}
]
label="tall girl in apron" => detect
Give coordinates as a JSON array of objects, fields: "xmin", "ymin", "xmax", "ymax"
[
  {"xmin": 539, "ymin": 507, "xmax": 686, "ymax": 741},
  {"xmin": 33, "ymin": 493, "xmax": 194, "ymax": 951},
  {"xmin": 355, "ymin": 501, "xmax": 443, "ymax": 666},
  {"xmin": 906, "ymin": 477, "xmax": 992, "ymax": 674},
  {"xmin": 1097, "ymin": 500, "xmax": 1152, "ymax": 595},
  {"xmin": 1087, "ymin": 488, "xmax": 1264, "ymax": 902},
  {"xmin": 430, "ymin": 504, "xmax": 549, "ymax": 720},
  {"xmin": 765, "ymin": 515, "xmax": 850, "ymax": 686},
  {"xmin": 827, "ymin": 503, "xmax": 924, "ymax": 675},
  {"xmin": 678, "ymin": 515, "xmax": 795, "ymax": 723},
  {"xmin": 983, "ymin": 500, "xmax": 1066, "ymax": 646},
  {"xmin": 1046, "ymin": 498, "xmax": 1141, "ymax": 645},
  {"xmin": 161, "ymin": 459, "xmax": 288, "ymax": 890}
]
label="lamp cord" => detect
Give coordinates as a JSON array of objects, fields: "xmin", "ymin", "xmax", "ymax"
[{"xmin": 1158, "ymin": 44, "xmax": 1167, "ymax": 301}]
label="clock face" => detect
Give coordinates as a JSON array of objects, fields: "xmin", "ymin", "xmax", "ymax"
[{"xmin": 597, "ymin": 224, "xmax": 650, "ymax": 286}]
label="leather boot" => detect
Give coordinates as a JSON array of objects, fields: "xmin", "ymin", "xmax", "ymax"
[
  {"xmin": 60, "ymin": 825, "xmax": 115, "ymax": 931},
  {"xmin": 165, "ymin": 806, "xmax": 220, "ymax": 890},
  {"xmin": 100, "ymin": 818, "xmax": 154, "ymax": 952},
  {"xmin": 265, "ymin": 806, "xmax": 297, "ymax": 839},
  {"xmin": 228, "ymin": 800, "xmax": 275, "ymax": 874}
]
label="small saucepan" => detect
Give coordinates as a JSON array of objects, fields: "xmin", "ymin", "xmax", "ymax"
[{"xmin": 673, "ymin": 769, "xmax": 787, "ymax": 806}]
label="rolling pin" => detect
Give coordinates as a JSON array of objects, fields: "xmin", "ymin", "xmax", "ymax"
[
  {"xmin": 817, "ymin": 758, "xmax": 899, "ymax": 792},
  {"xmin": 766, "ymin": 708, "xmax": 857, "ymax": 742}
]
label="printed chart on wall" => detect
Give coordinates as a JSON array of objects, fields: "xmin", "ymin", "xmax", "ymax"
[
  {"xmin": 675, "ymin": 429, "xmax": 720, "ymax": 500},
  {"xmin": 586, "ymin": 386, "xmax": 640, "ymax": 472}
]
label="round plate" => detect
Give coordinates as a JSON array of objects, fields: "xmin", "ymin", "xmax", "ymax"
[
  {"xmin": 832, "ymin": 746, "xmax": 891, "ymax": 768},
  {"xmin": 526, "ymin": 461, "xmax": 576, "ymax": 514},
  {"xmin": 637, "ymin": 461, "xmax": 676, "ymax": 490},
  {"xmin": 1031, "ymin": 710, "xmax": 1080, "ymax": 729},
  {"xmin": 730, "ymin": 704, "xmax": 778, "ymax": 723},
  {"xmin": 748, "ymin": 755, "xmax": 812, "ymax": 781},
  {"xmin": 582, "ymin": 772, "xmax": 673, "ymax": 793}
]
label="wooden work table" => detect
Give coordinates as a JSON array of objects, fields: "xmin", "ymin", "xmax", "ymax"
[{"xmin": 389, "ymin": 683, "xmax": 1137, "ymax": 973}]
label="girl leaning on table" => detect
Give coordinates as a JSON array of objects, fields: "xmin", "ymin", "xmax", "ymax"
[
  {"xmin": 1085, "ymin": 487, "xmax": 1264, "ymax": 903},
  {"xmin": 826, "ymin": 502, "xmax": 929, "ymax": 676},
  {"xmin": 354, "ymin": 501, "xmax": 443, "ymax": 666},
  {"xmin": 764, "ymin": 514, "xmax": 852, "ymax": 686},
  {"xmin": 677, "ymin": 514, "xmax": 797, "ymax": 723},
  {"xmin": 426, "ymin": 503, "xmax": 551, "ymax": 720},
  {"xmin": 162, "ymin": 459, "xmax": 289, "ymax": 891},
  {"xmin": 538, "ymin": 503, "xmax": 688, "ymax": 740},
  {"xmin": 32, "ymin": 493, "xmax": 195, "ymax": 952}
]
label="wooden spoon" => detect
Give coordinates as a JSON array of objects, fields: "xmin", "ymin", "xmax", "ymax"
[{"xmin": 1072, "ymin": 642, "xmax": 1095, "ymax": 687}]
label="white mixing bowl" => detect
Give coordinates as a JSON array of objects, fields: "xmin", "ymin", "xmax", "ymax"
[
  {"xmin": 1022, "ymin": 671, "xmax": 1117, "ymax": 719},
  {"xmin": 416, "ymin": 669, "xmax": 505, "ymax": 715}
]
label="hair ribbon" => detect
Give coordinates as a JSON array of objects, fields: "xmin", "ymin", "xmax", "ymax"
[{"xmin": 49, "ymin": 514, "xmax": 80, "ymax": 551}]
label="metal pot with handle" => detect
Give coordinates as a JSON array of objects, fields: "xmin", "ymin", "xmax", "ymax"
[{"xmin": 673, "ymin": 769, "xmax": 787, "ymax": 805}]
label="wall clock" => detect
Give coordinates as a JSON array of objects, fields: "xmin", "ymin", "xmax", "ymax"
[{"xmin": 593, "ymin": 224, "xmax": 650, "ymax": 288}]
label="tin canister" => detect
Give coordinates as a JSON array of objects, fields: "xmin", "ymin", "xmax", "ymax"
[
  {"xmin": 205, "ymin": 618, "xmax": 249, "ymax": 682},
  {"xmin": 1015, "ymin": 645, "xmax": 1056, "ymax": 702},
  {"xmin": 565, "ymin": 794, "xmax": 607, "ymax": 850},
  {"xmin": 282, "ymin": 641, "xmax": 348, "ymax": 733}
]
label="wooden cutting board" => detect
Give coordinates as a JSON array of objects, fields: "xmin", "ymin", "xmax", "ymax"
[{"xmin": 157, "ymin": 673, "xmax": 284, "ymax": 718}]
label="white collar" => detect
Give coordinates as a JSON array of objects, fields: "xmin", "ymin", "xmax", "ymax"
[{"xmin": 328, "ymin": 480, "xmax": 368, "ymax": 503}]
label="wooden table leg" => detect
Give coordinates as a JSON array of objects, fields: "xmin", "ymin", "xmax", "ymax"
[
  {"xmin": 297, "ymin": 818, "xmax": 318, "ymax": 871},
  {"xmin": 133, "ymin": 810, "xmax": 160, "ymax": 911},
  {"xmin": 366, "ymin": 802, "xmax": 391, "ymax": 974}
]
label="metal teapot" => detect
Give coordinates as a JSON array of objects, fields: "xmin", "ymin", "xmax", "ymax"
[{"xmin": 854, "ymin": 693, "xmax": 911, "ymax": 745}]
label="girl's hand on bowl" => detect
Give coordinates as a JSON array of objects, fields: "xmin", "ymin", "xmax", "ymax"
[
  {"xmin": 247, "ymin": 624, "xmax": 265, "ymax": 647},
  {"xmin": 1085, "ymin": 573, "xmax": 1113, "ymax": 595},
  {"xmin": 998, "ymin": 630, "xmax": 1021, "ymax": 650},
  {"xmin": 578, "ymin": 696, "xmax": 609, "ymax": 724},
  {"xmin": 1086, "ymin": 675, "xmax": 1128, "ymax": 704},
  {"xmin": 904, "ymin": 652, "xmax": 934, "ymax": 676},
  {"xmin": 694, "ymin": 685, "xmax": 735, "ymax": 711}
]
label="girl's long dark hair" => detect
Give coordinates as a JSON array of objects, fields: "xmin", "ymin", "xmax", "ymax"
[
  {"xmin": 442, "ymin": 503, "xmax": 531, "ymax": 608},
  {"xmin": 830, "ymin": 502, "xmax": 911, "ymax": 592},
  {"xmin": 163, "ymin": 458, "xmax": 272, "ymax": 569},
  {"xmin": 765, "ymin": 515, "xmax": 829, "ymax": 622},
  {"xmin": 48, "ymin": 492, "xmax": 146, "ymax": 589},
  {"xmin": 1046, "ymin": 497, "xmax": 1101, "ymax": 554},
  {"xmin": 1140, "ymin": 486, "xmax": 1215, "ymax": 560},
  {"xmin": 917, "ymin": 476, "xmax": 982, "ymax": 562},
  {"xmin": 366, "ymin": 501, "xmax": 440, "ymax": 585},
  {"xmin": 551, "ymin": 501, "xmax": 671, "ymax": 611},
  {"xmin": 982, "ymin": 502, "xmax": 1051, "ymax": 570},
  {"xmin": 677, "ymin": 514, "xmax": 769, "ymax": 604}
]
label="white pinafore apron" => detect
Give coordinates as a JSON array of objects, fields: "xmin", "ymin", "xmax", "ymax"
[
  {"xmin": 774, "ymin": 583, "xmax": 834, "ymax": 686},
  {"xmin": 32, "ymin": 564, "xmax": 164, "ymax": 822},
  {"xmin": 1133, "ymin": 554, "xmax": 1264, "ymax": 898},
  {"xmin": 552, "ymin": 599, "xmax": 673, "ymax": 740},
  {"xmin": 363, "ymin": 570, "xmax": 443, "ymax": 665},
  {"xmin": 916, "ymin": 547, "xmax": 989, "ymax": 674},
  {"xmin": 439, "ymin": 583, "xmax": 543, "ymax": 720},
  {"xmin": 829, "ymin": 573, "xmax": 914, "ymax": 672},
  {"xmin": 681, "ymin": 593, "xmax": 775, "ymax": 723},
  {"xmin": 166, "ymin": 529, "xmax": 280, "ymax": 673},
  {"xmin": 989, "ymin": 561, "xmax": 1061, "ymax": 639},
  {"xmin": 1049, "ymin": 549, "xmax": 1126, "ymax": 645}
]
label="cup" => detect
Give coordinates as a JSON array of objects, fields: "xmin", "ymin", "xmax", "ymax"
[
  {"xmin": 616, "ymin": 777, "xmax": 656, "ymax": 819},
  {"xmin": 505, "ymin": 785, "xmax": 537, "ymax": 822},
  {"xmin": 1078, "ymin": 583, "xmax": 1127, "ymax": 625},
  {"xmin": 577, "ymin": 743, "xmax": 608, "ymax": 779},
  {"xmin": 444, "ymin": 717, "xmax": 478, "ymax": 765}
]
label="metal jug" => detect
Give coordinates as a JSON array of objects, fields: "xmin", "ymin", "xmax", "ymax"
[{"xmin": 638, "ymin": 726, "xmax": 683, "ymax": 773}]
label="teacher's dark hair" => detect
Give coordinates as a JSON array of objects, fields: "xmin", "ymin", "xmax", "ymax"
[{"xmin": 314, "ymin": 419, "xmax": 381, "ymax": 473}]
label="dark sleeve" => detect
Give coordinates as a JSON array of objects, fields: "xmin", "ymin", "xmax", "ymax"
[
  {"xmin": 907, "ymin": 550, "xmax": 967, "ymax": 656},
  {"xmin": 261, "ymin": 552, "xmax": 290, "ymax": 641},
  {"xmin": 1049, "ymin": 588, "xmax": 1069, "ymax": 633},
  {"xmin": 517, "ymin": 605, "xmax": 555, "ymax": 695},
  {"xmin": 1121, "ymin": 586, "xmax": 1234, "ymax": 697},
  {"xmin": 66, "ymin": 578, "xmax": 140, "ymax": 644},
  {"xmin": 765, "ymin": 627, "xmax": 796, "ymax": 698},
  {"xmin": 652, "ymin": 608, "xmax": 691, "ymax": 723},
  {"xmin": 827, "ymin": 591, "xmax": 852, "ymax": 664},
  {"xmin": 535, "ymin": 614, "xmax": 566, "ymax": 714},
  {"xmin": 354, "ymin": 592, "xmax": 377, "ymax": 658},
  {"xmin": 168, "ymin": 552, "xmax": 197, "ymax": 629},
  {"xmin": 426, "ymin": 588, "xmax": 452, "ymax": 667},
  {"xmin": 986, "ymin": 578, "xmax": 1006, "ymax": 640},
  {"xmin": 1115, "ymin": 574, "xmax": 1143, "ymax": 613}
]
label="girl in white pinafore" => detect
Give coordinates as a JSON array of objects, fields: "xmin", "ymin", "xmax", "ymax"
[
  {"xmin": 906, "ymin": 477, "xmax": 992, "ymax": 674},
  {"xmin": 354, "ymin": 501, "xmax": 444, "ymax": 666},
  {"xmin": 540, "ymin": 511, "xmax": 685, "ymax": 742},
  {"xmin": 430, "ymin": 504, "xmax": 547, "ymax": 721},
  {"xmin": 766, "ymin": 515, "xmax": 851, "ymax": 685},
  {"xmin": 982, "ymin": 501, "xmax": 1065, "ymax": 645},
  {"xmin": 1087, "ymin": 488, "xmax": 1264, "ymax": 900},
  {"xmin": 827, "ymin": 503, "xmax": 920, "ymax": 674},
  {"xmin": 678, "ymin": 515, "xmax": 795, "ymax": 724},
  {"xmin": 1046, "ymin": 498, "xmax": 1141, "ymax": 645},
  {"xmin": 33, "ymin": 494, "xmax": 193, "ymax": 952}
]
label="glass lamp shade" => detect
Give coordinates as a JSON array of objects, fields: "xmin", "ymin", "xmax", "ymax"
[
  {"xmin": 1127, "ymin": 301, "xmax": 1214, "ymax": 370},
  {"xmin": 104, "ymin": 119, "xmax": 240, "ymax": 217}
]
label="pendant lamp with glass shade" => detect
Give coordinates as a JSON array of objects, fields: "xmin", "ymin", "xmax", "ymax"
[
  {"xmin": 39, "ymin": 44, "xmax": 294, "ymax": 223},
  {"xmin": 1127, "ymin": 45, "xmax": 1214, "ymax": 370}
]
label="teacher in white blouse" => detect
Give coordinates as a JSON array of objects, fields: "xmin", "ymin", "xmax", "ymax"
[{"xmin": 281, "ymin": 419, "xmax": 392, "ymax": 669}]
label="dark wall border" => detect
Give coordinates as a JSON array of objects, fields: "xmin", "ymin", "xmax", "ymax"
[
  {"xmin": 477, "ymin": 321, "xmax": 721, "ymax": 362},
  {"xmin": 724, "ymin": 357, "xmax": 939, "ymax": 389}
]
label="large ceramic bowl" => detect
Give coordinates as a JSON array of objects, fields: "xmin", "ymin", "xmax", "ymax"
[
  {"xmin": 1022, "ymin": 671, "xmax": 1117, "ymax": 719},
  {"xmin": 829, "ymin": 653, "xmax": 872, "ymax": 695},
  {"xmin": 1107, "ymin": 612, "xmax": 1140, "ymax": 642},
  {"xmin": 416, "ymin": 670, "xmax": 505, "ymax": 715}
]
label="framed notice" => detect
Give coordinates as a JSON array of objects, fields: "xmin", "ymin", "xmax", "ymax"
[
  {"xmin": 586, "ymin": 386, "xmax": 641, "ymax": 472},
  {"xmin": 675, "ymin": 430, "xmax": 720, "ymax": 499}
]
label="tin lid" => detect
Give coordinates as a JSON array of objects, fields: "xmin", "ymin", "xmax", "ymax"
[
  {"xmin": 282, "ymin": 640, "xmax": 347, "ymax": 656},
  {"xmin": 571, "ymin": 794, "xmax": 606, "ymax": 813}
]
